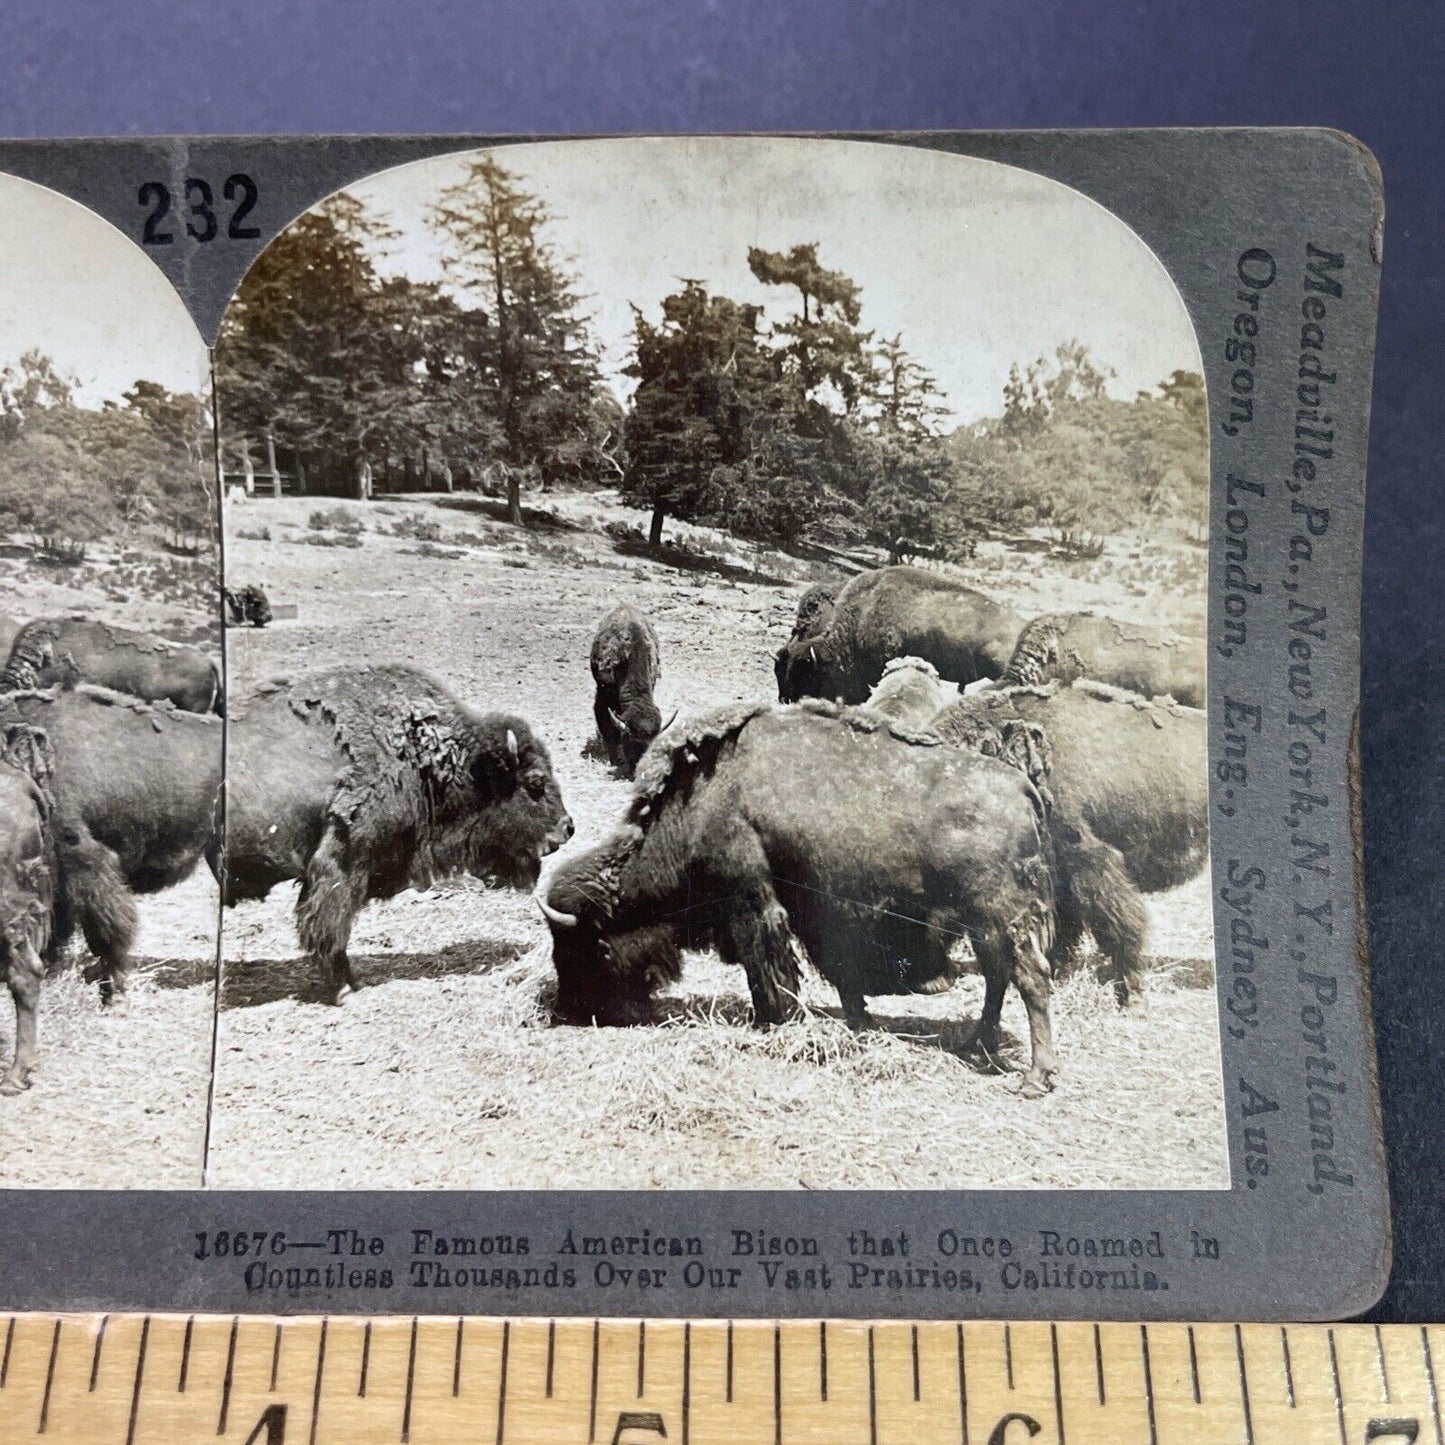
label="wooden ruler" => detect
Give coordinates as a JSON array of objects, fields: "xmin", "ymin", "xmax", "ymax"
[{"xmin": 0, "ymin": 1316, "xmax": 1438, "ymax": 1444}]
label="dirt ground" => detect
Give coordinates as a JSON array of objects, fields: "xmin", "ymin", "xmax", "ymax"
[{"xmin": 207, "ymin": 490, "xmax": 1227, "ymax": 1191}]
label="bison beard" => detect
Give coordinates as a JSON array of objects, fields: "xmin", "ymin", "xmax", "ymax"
[
  {"xmin": 590, "ymin": 603, "xmax": 664, "ymax": 778},
  {"xmin": 221, "ymin": 664, "xmax": 572, "ymax": 1003},
  {"xmin": 540, "ymin": 702, "xmax": 1063, "ymax": 1095}
]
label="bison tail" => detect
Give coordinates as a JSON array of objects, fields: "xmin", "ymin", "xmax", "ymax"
[
  {"xmin": 209, "ymin": 659, "xmax": 225, "ymax": 717},
  {"xmin": 1051, "ymin": 822, "xmax": 1149, "ymax": 1004},
  {"xmin": 57, "ymin": 834, "xmax": 139, "ymax": 972}
]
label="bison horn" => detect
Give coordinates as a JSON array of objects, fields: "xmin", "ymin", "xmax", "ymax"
[
  {"xmin": 534, "ymin": 889, "xmax": 579, "ymax": 928},
  {"xmin": 661, "ymin": 709, "xmax": 679, "ymax": 731},
  {"xmin": 808, "ymin": 643, "xmax": 818, "ymax": 663},
  {"xmin": 608, "ymin": 707, "xmax": 626, "ymax": 731},
  {"xmin": 506, "ymin": 728, "xmax": 519, "ymax": 759}
]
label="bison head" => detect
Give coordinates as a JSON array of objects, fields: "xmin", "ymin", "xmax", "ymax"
[
  {"xmin": 430, "ymin": 713, "xmax": 573, "ymax": 891},
  {"xmin": 536, "ymin": 841, "xmax": 682, "ymax": 1026},
  {"xmin": 607, "ymin": 697, "xmax": 667, "ymax": 779},
  {"xmin": 776, "ymin": 635, "xmax": 846, "ymax": 703}
]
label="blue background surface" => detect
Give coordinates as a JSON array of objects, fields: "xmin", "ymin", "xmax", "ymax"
[{"xmin": 0, "ymin": 0, "xmax": 1439, "ymax": 1319}]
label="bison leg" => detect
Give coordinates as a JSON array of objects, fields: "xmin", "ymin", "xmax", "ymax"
[
  {"xmin": 296, "ymin": 831, "xmax": 367, "ymax": 1004},
  {"xmin": 2, "ymin": 937, "xmax": 44, "ymax": 1094},
  {"xmin": 970, "ymin": 935, "xmax": 1009, "ymax": 1067},
  {"xmin": 717, "ymin": 897, "xmax": 804, "ymax": 1026},
  {"xmin": 1009, "ymin": 917, "xmax": 1058, "ymax": 1097}
]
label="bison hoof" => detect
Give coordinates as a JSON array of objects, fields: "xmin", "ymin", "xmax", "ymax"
[
  {"xmin": 1117, "ymin": 988, "xmax": 1149, "ymax": 1016},
  {"xmin": 0, "ymin": 1073, "xmax": 31, "ymax": 1096},
  {"xmin": 1018, "ymin": 1068, "xmax": 1058, "ymax": 1099},
  {"xmin": 911, "ymin": 973, "xmax": 956, "ymax": 996}
]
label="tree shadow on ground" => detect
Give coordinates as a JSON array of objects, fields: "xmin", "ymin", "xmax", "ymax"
[
  {"xmin": 220, "ymin": 937, "xmax": 527, "ymax": 1008},
  {"xmin": 609, "ymin": 536, "xmax": 789, "ymax": 587},
  {"xmin": 431, "ymin": 495, "xmax": 580, "ymax": 533}
]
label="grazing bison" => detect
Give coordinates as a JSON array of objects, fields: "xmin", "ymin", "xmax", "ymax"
[
  {"xmin": 860, "ymin": 656, "xmax": 959, "ymax": 730},
  {"xmin": 225, "ymin": 584, "xmax": 273, "ymax": 628},
  {"xmin": 2, "ymin": 617, "xmax": 222, "ymax": 715},
  {"xmin": 774, "ymin": 581, "xmax": 840, "ymax": 701},
  {"xmin": 222, "ymin": 664, "xmax": 574, "ymax": 1003},
  {"xmin": 538, "ymin": 702, "xmax": 1062, "ymax": 1094},
  {"xmin": 776, "ymin": 567, "xmax": 1025, "ymax": 704},
  {"xmin": 590, "ymin": 603, "xmax": 664, "ymax": 777},
  {"xmin": 0, "ymin": 684, "xmax": 222, "ymax": 1005},
  {"xmin": 0, "ymin": 726, "xmax": 55, "ymax": 1094},
  {"xmin": 1000, "ymin": 612, "xmax": 1206, "ymax": 707},
  {"xmin": 930, "ymin": 681, "xmax": 1208, "ymax": 1006}
]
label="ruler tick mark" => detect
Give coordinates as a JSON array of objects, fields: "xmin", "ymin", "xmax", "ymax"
[
  {"xmin": 1329, "ymin": 1328, "xmax": 1347, "ymax": 1445},
  {"xmin": 1235, "ymin": 1324, "xmax": 1255, "ymax": 1445},
  {"xmin": 269, "ymin": 1321, "xmax": 282, "ymax": 1392},
  {"xmin": 1005, "ymin": 1324, "xmax": 1014, "ymax": 1389},
  {"xmin": 1, "ymin": 1316, "xmax": 14, "ymax": 1389},
  {"xmin": 545, "ymin": 1320, "xmax": 555, "ymax": 1398},
  {"xmin": 217, "ymin": 1316, "xmax": 237, "ymax": 1433},
  {"xmin": 495, "ymin": 1321, "xmax": 510, "ymax": 1445},
  {"xmin": 453, "ymin": 1318, "xmax": 464, "ymax": 1397},
  {"xmin": 638, "ymin": 1319, "xmax": 646, "ymax": 1397},
  {"xmin": 819, "ymin": 1321, "xmax": 828, "ymax": 1401},
  {"xmin": 773, "ymin": 1324, "xmax": 782, "ymax": 1445},
  {"xmin": 89, "ymin": 1315, "xmax": 108, "ymax": 1394},
  {"xmin": 38, "ymin": 1318, "xmax": 61, "ymax": 1434},
  {"xmin": 589, "ymin": 1319, "xmax": 600, "ymax": 1442},
  {"xmin": 1188, "ymin": 1324, "xmax": 1201, "ymax": 1404},
  {"xmin": 726, "ymin": 1321, "xmax": 734, "ymax": 1403},
  {"xmin": 125, "ymin": 1316, "xmax": 150, "ymax": 1445},
  {"xmin": 912, "ymin": 1324, "xmax": 921, "ymax": 1401},
  {"xmin": 1281, "ymin": 1326, "xmax": 1296, "ymax": 1408},
  {"xmin": 957, "ymin": 1323, "xmax": 969, "ymax": 1445},
  {"xmin": 1093, "ymin": 1323, "xmax": 1105, "ymax": 1405},
  {"xmin": 868, "ymin": 1328, "xmax": 878, "ymax": 1445},
  {"xmin": 179, "ymin": 1315, "xmax": 194, "ymax": 1392},
  {"xmin": 309, "ymin": 1318, "xmax": 327, "ymax": 1445},
  {"xmin": 1140, "ymin": 1325, "xmax": 1158, "ymax": 1445},
  {"xmin": 1051, "ymin": 1323, "xmax": 1066, "ymax": 1445},
  {"xmin": 359, "ymin": 1320, "xmax": 372, "ymax": 1397},
  {"xmin": 1421, "ymin": 1327, "xmax": 1443, "ymax": 1445},
  {"xmin": 1376, "ymin": 1322, "xmax": 1391, "ymax": 1400},
  {"xmin": 682, "ymin": 1323, "xmax": 691, "ymax": 1445},
  {"xmin": 402, "ymin": 1317, "xmax": 418, "ymax": 1444}
]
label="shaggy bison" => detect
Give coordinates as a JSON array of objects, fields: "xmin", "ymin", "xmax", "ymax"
[
  {"xmin": 590, "ymin": 603, "xmax": 664, "ymax": 777},
  {"xmin": 222, "ymin": 664, "xmax": 573, "ymax": 1003},
  {"xmin": 0, "ymin": 684, "xmax": 222, "ymax": 1005},
  {"xmin": 860, "ymin": 656, "xmax": 959, "ymax": 730},
  {"xmin": 225, "ymin": 584, "xmax": 273, "ymax": 629},
  {"xmin": 538, "ymin": 702, "xmax": 1062, "ymax": 1094},
  {"xmin": 2, "ymin": 617, "xmax": 222, "ymax": 715},
  {"xmin": 930, "ymin": 680, "xmax": 1208, "ymax": 1006},
  {"xmin": 1000, "ymin": 611, "xmax": 1206, "ymax": 707},
  {"xmin": 0, "ymin": 726, "xmax": 54, "ymax": 1094},
  {"xmin": 776, "ymin": 567, "xmax": 1024, "ymax": 704}
]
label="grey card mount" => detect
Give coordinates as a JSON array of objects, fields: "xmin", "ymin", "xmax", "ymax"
[{"xmin": 0, "ymin": 130, "xmax": 1385, "ymax": 1320}]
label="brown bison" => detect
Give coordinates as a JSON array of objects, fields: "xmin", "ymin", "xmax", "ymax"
[
  {"xmin": 0, "ymin": 684, "xmax": 222, "ymax": 1005},
  {"xmin": 776, "ymin": 567, "xmax": 1025, "ymax": 704},
  {"xmin": 860, "ymin": 656, "xmax": 959, "ymax": 730},
  {"xmin": 538, "ymin": 702, "xmax": 1062, "ymax": 1094},
  {"xmin": 930, "ymin": 681, "xmax": 1208, "ymax": 1006},
  {"xmin": 590, "ymin": 603, "xmax": 665, "ymax": 778},
  {"xmin": 221, "ymin": 664, "xmax": 573, "ymax": 1003},
  {"xmin": 0, "ymin": 725, "xmax": 55, "ymax": 1094},
  {"xmin": 225, "ymin": 584, "xmax": 273, "ymax": 629},
  {"xmin": 772, "ymin": 581, "xmax": 839, "ymax": 701},
  {"xmin": 1000, "ymin": 612, "xmax": 1206, "ymax": 707},
  {"xmin": 2, "ymin": 617, "xmax": 222, "ymax": 715}
]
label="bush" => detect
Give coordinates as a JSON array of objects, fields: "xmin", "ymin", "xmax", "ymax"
[{"xmin": 307, "ymin": 507, "xmax": 363, "ymax": 535}]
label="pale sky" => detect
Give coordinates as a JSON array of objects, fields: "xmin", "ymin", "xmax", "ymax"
[
  {"xmin": 0, "ymin": 175, "xmax": 208, "ymax": 407},
  {"xmin": 347, "ymin": 137, "xmax": 1202, "ymax": 428}
]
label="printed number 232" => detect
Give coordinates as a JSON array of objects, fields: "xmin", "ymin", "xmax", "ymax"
[{"xmin": 138, "ymin": 175, "xmax": 260, "ymax": 245}]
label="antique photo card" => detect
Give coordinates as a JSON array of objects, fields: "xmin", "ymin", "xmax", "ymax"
[
  {"xmin": 0, "ymin": 131, "xmax": 1387, "ymax": 1320},
  {"xmin": 0, "ymin": 173, "xmax": 221, "ymax": 1187},
  {"xmin": 208, "ymin": 138, "xmax": 1224, "ymax": 1193}
]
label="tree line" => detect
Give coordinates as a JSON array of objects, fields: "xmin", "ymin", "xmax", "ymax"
[{"xmin": 0, "ymin": 352, "xmax": 213, "ymax": 563}]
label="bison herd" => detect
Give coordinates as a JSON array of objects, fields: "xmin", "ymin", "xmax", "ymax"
[{"xmin": 0, "ymin": 563, "xmax": 1208, "ymax": 1101}]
